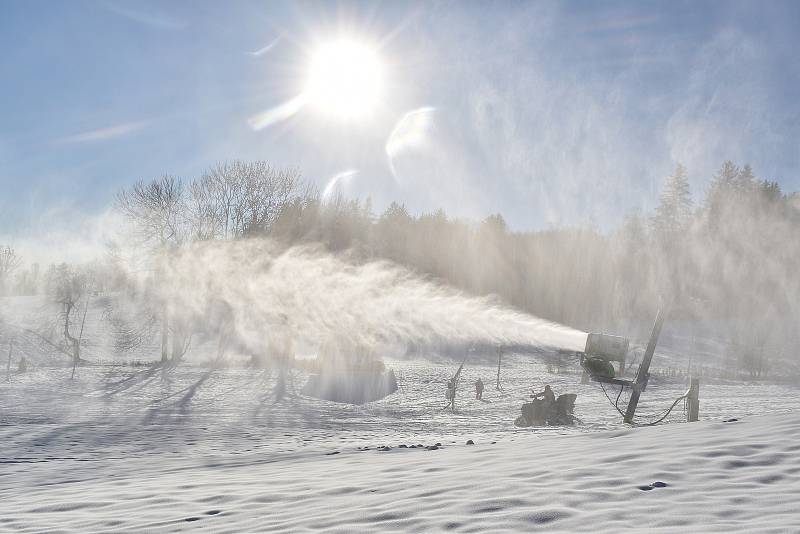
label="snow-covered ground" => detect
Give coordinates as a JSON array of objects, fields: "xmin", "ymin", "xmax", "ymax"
[{"xmin": 2, "ymin": 356, "xmax": 800, "ymax": 532}]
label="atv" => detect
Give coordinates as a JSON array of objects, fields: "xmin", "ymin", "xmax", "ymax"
[{"xmin": 514, "ymin": 393, "xmax": 577, "ymax": 426}]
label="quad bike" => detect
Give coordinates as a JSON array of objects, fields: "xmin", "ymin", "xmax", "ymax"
[{"xmin": 514, "ymin": 393, "xmax": 577, "ymax": 426}]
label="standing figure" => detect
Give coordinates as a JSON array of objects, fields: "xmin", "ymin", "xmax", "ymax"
[
  {"xmin": 444, "ymin": 378, "xmax": 457, "ymax": 410},
  {"xmin": 475, "ymin": 377, "xmax": 484, "ymax": 399}
]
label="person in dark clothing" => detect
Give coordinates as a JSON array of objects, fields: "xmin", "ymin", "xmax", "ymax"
[
  {"xmin": 475, "ymin": 377, "xmax": 484, "ymax": 399},
  {"xmin": 532, "ymin": 384, "xmax": 555, "ymax": 404}
]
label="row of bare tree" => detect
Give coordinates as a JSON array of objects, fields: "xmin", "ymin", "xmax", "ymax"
[
  {"xmin": 116, "ymin": 162, "xmax": 304, "ymax": 247},
  {"xmin": 113, "ymin": 162, "xmax": 306, "ymax": 362}
]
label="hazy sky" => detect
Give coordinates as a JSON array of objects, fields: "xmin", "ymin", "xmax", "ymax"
[{"xmin": 2, "ymin": 0, "xmax": 799, "ymax": 241}]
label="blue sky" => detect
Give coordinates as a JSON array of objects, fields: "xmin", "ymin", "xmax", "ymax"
[{"xmin": 1, "ymin": 0, "xmax": 799, "ymax": 242}]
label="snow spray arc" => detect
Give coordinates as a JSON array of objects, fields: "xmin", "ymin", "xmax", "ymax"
[{"xmin": 162, "ymin": 239, "xmax": 590, "ymax": 359}]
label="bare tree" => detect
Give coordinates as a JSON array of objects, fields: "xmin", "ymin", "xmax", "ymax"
[
  {"xmin": 46, "ymin": 264, "xmax": 90, "ymax": 378},
  {"xmin": 187, "ymin": 177, "xmax": 224, "ymax": 241},
  {"xmin": 191, "ymin": 163, "xmax": 241, "ymax": 240},
  {"xmin": 116, "ymin": 175, "xmax": 187, "ymax": 362},
  {"xmin": 194, "ymin": 161, "xmax": 303, "ymax": 239},
  {"xmin": 114, "ymin": 166, "xmax": 302, "ymax": 364},
  {"xmin": 116, "ymin": 175, "xmax": 187, "ymax": 248},
  {"xmin": 238, "ymin": 163, "xmax": 301, "ymax": 236}
]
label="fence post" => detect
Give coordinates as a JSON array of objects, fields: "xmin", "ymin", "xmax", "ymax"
[
  {"xmin": 687, "ymin": 377, "xmax": 700, "ymax": 422},
  {"xmin": 496, "ymin": 347, "xmax": 502, "ymax": 390},
  {"xmin": 5, "ymin": 340, "xmax": 13, "ymax": 380}
]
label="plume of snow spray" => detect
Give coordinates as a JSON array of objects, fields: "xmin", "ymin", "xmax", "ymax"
[{"xmin": 165, "ymin": 239, "xmax": 588, "ymax": 357}]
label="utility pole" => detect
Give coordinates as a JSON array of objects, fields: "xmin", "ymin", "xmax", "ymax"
[
  {"xmin": 624, "ymin": 309, "xmax": 665, "ymax": 424},
  {"xmin": 445, "ymin": 359, "xmax": 465, "ymax": 411}
]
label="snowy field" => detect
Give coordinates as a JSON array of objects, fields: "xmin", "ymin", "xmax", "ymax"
[{"xmin": 2, "ymin": 356, "xmax": 800, "ymax": 532}]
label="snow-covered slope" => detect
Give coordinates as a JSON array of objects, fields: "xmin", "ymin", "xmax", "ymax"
[
  {"xmin": 2, "ymin": 410, "xmax": 799, "ymax": 532},
  {"xmin": 2, "ymin": 360, "xmax": 800, "ymax": 532}
]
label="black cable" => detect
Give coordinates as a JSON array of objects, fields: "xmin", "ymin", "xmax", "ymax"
[
  {"xmin": 600, "ymin": 382, "xmax": 627, "ymax": 418},
  {"xmin": 637, "ymin": 393, "xmax": 689, "ymax": 426},
  {"xmin": 600, "ymin": 381, "xmax": 690, "ymax": 426},
  {"xmin": 614, "ymin": 386, "xmax": 625, "ymax": 411}
]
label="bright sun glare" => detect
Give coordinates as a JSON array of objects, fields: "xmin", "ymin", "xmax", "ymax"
[{"xmin": 304, "ymin": 39, "xmax": 383, "ymax": 119}]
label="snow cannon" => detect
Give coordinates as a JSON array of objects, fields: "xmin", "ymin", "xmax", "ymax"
[
  {"xmin": 580, "ymin": 310, "xmax": 666, "ymax": 424},
  {"xmin": 581, "ymin": 333, "xmax": 630, "ymax": 378}
]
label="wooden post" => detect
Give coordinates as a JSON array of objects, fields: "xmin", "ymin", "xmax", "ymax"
[
  {"xmin": 161, "ymin": 305, "xmax": 170, "ymax": 363},
  {"xmin": 5, "ymin": 340, "xmax": 12, "ymax": 380},
  {"xmin": 687, "ymin": 377, "xmax": 700, "ymax": 422},
  {"xmin": 624, "ymin": 309, "xmax": 665, "ymax": 424},
  {"xmin": 495, "ymin": 347, "xmax": 502, "ymax": 390}
]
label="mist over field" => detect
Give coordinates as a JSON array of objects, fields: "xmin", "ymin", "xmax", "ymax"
[
  {"xmin": 2, "ymin": 161, "xmax": 797, "ymax": 379},
  {"xmin": 2, "ymin": 1, "xmax": 800, "ymax": 533}
]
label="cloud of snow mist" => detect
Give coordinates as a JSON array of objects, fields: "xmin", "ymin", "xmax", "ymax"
[
  {"xmin": 382, "ymin": 3, "xmax": 799, "ymax": 229},
  {"xmin": 1, "ymin": 209, "xmax": 122, "ymax": 266},
  {"xmin": 164, "ymin": 239, "xmax": 589, "ymax": 357}
]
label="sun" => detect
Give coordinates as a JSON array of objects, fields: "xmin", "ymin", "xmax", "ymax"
[{"xmin": 304, "ymin": 39, "xmax": 383, "ymax": 119}]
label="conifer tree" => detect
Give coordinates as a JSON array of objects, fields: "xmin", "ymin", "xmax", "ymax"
[{"xmin": 651, "ymin": 163, "xmax": 693, "ymax": 241}]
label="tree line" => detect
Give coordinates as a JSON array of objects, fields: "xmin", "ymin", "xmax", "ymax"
[{"xmin": 2, "ymin": 159, "xmax": 798, "ymax": 378}]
